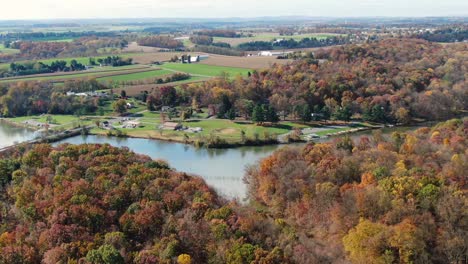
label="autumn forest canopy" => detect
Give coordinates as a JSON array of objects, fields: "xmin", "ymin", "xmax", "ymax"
[{"xmin": 0, "ymin": 118, "xmax": 466, "ymax": 263}]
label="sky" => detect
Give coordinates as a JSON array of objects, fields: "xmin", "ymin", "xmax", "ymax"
[{"xmin": 1, "ymin": 0, "xmax": 467, "ymax": 20}]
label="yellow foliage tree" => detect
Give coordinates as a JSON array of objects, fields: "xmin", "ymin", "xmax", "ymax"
[
  {"xmin": 343, "ymin": 219, "xmax": 393, "ymax": 264},
  {"xmin": 177, "ymin": 254, "xmax": 192, "ymax": 264}
]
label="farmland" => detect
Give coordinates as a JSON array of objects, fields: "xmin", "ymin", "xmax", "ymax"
[
  {"xmin": 199, "ymin": 54, "xmax": 291, "ymax": 69},
  {"xmin": 160, "ymin": 62, "xmax": 251, "ymax": 77},
  {"xmin": 0, "ymin": 65, "xmax": 160, "ymax": 83},
  {"xmin": 110, "ymin": 76, "xmax": 206, "ymax": 96},
  {"xmin": 97, "ymin": 69, "xmax": 172, "ymax": 82},
  {"xmin": 0, "ymin": 53, "xmax": 140, "ymax": 71}
]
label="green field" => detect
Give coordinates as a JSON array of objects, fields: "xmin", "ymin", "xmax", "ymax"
[
  {"xmin": 0, "ymin": 66, "xmax": 153, "ymax": 83},
  {"xmin": 160, "ymin": 63, "xmax": 250, "ymax": 77},
  {"xmin": 0, "ymin": 44, "xmax": 20, "ymax": 55},
  {"xmin": 0, "ymin": 53, "xmax": 142, "ymax": 71},
  {"xmin": 97, "ymin": 69, "xmax": 172, "ymax": 82}
]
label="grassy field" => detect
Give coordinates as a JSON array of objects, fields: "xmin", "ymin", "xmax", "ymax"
[
  {"xmin": 92, "ymin": 119, "xmax": 302, "ymax": 144},
  {"xmin": 214, "ymin": 33, "xmax": 344, "ymax": 47},
  {"xmin": 111, "ymin": 76, "xmax": 206, "ymax": 96},
  {"xmin": 97, "ymin": 69, "xmax": 172, "ymax": 82},
  {"xmin": 0, "ymin": 44, "xmax": 20, "ymax": 55},
  {"xmin": 0, "ymin": 66, "xmax": 158, "ymax": 83},
  {"xmin": 200, "ymin": 54, "xmax": 290, "ymax": 69},
  {"xmin": 160, "ymin": 63, "xmax": 250, "ymax": 77},
  {"xmin": 0, "ymin": 53, "xmax": 141, "ymax": 71}
]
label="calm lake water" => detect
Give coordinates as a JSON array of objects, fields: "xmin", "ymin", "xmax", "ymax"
[
  {"xmin": 0, "ymin": 121, "xmax": 37, "ymax": 149},
  {"xmin": 54, "ymin": 135, "xmax": 282, "ymax": 199},
  {"xmin": 0, "ymin": 121, "xmax": 420, "ymax": 199}
]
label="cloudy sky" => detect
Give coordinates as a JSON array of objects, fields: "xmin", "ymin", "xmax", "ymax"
[{"xmin": 1, "ymin": 0, "xmax": 467, "ymax": 20}]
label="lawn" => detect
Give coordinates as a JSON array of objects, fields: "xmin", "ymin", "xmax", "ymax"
[
  {"xmin": 160, "ymin": 63, "xmax": 250, "ymax": 78},
  {"xmin": 99, "ymin": 118, "xmax": 308, "ymax": 145}
]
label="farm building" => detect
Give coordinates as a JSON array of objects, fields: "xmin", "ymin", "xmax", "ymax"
[
  {"xmin": 125, "ymin": 121, "xmax": 141, "ymax": 128},
  {"xmin": 258, "ymin": 51, "xmax": 292, "ymax": 57},
  {"xmin": 161, "ymin": 122, "xmax": 182, "ymax": 130},
  {"xmin": 180, "ymin": 55, "xmax": 209, "ymax": 63}
]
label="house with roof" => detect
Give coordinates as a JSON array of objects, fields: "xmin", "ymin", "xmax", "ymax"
[{"xmin": 160, "ymin": 122, "xmax": 182, "ymax": 130}]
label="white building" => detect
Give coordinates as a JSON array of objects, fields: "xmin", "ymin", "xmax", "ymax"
[{"xmin": 258, "ymin": 51, "xmax": 292, "ymax": 57}]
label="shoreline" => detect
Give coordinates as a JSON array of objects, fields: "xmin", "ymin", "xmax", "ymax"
[
  {"xmin": 3, "ymin": 115, "xmax": 447, "ymax": 151},
  {"xmin": 88, "ymin": 123, "xmax": 379, "ymax": 149}
]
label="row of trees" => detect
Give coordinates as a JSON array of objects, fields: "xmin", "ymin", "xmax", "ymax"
[
  {"xmin": 137, "ymin": 36, "xmax": 184, "ymax": 49},
  {"xmin": 89, "ymin": 56, "xmax": 133, "ymax": 67},
  {"xmin": 2, "ymin": 37, "xmax": 128, "ymax": 61},
  {"xmin": 237, "ymin": 36, "xmax": 350, "ymax": 50},
  {"xmin": 189, "ymin": 35, "xmax": 213, "ymax": 45},
  {"xmin": 6, "ymin": 59, "xmax": 85, "ymax": 77},
  {"xmin": 0, "ymin": 31, "xmax": 116, "ymax": 42},
  {"xmin": 195, "ymin": 29, "xmax": 242, "ymax": 38}
]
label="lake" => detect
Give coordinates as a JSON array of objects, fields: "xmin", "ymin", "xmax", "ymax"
[
  {"xmin": 54, "ymin": 135, "xmax": 282, "ymax": 199},
  {"xmin": 0, "ymin": 121, "xmax": 419, "ymax": 199},
  {"xmin": 0, "ymin": 121, "xmax": 37, "ymax": 149}
]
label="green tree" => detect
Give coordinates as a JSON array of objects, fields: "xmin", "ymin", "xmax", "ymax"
[
  {"xmin": 86, "ymin": 245, "xmax": 124, "ymax": 264},
  {"xmin": 332, "ymin": 106, "xmax": 352, "ymax": 121},
  {"xmin": 300, "ymin": 104, "xmax": 312, "ymax": 122},
  {"xmin": 251, "ymin": 104, "xmax": 265, "ymax": 124},
  {"xmin": 265, "ymin": 105, "xmax": 279, "ymax": 123},
  {"xmin": 113, "ymin": 99, "xmax": 127, "ymax": 115}
]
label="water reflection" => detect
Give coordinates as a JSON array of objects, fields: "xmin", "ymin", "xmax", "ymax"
[
  {"xmin": 0, "ymin": 122, "xmax": 36, "ymax": 149},
  {"xmin": 54, "ymin": 135, "xmax": 282, "ymax": 199},
  {"xmin": 1, "ymin": 119, "xmax": 423, "ymax": 199}
]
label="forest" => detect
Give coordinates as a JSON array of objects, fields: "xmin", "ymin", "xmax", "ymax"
[
  {"xmin": 189, "ymin": 35, "xmax": 214, "ymax": 46},
  {"xmin": 0, "ymin": 118, "xmax": 465, "ymax": 263},
  {"xmin": 184, "ymin": 38, "xmax": 467, "ymax": 123},
  {"xmin": 414, "ymin": 26, "xmax": 468, "ymax": 43},
  {"xmin": 244, "ymin": 118, "xmax": 467, "ymax": 263},
  {"xmin": 237, "ymin": 36, "xmax": 350, "ymax": 51},
  {"xmin": 0, "ymin": 37, "xmax": 128, "ymax": 62},
  {"xmin": 137, "ymin": 36, "xmax": 185, "ymax": 49},
  {"xmin": 0, "ymin": 80, "xmax": 104, "ymax": 116},
  {"xmin": 0, "ymin": 31, "xmax": 117, "ymax": 42},
  {"xmin": 195, "ymin": 29, "xmax": 242, "ymax": 38}
]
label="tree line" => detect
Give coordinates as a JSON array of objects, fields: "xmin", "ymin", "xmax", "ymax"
[
  {"xmin": 137, "ymin": 36, "xmax": 184, "ymax": 49},
  {"xmin": 237, "ymin": 36, "xmax": 350, "ymax": 51}
]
